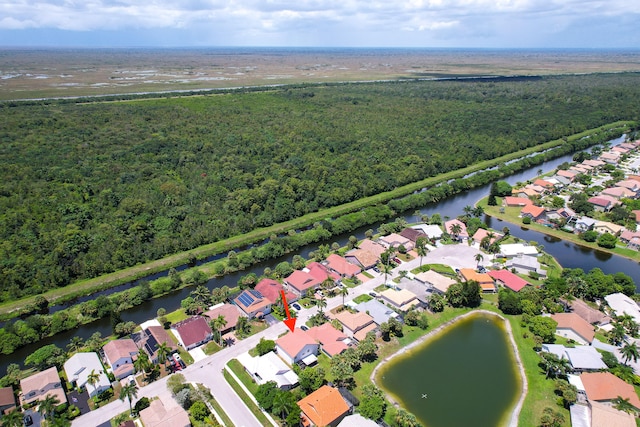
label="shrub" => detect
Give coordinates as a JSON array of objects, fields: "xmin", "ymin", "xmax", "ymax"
[{"xmin": 134, "ymin": 397, "xmax": 150, "ymax": 413}]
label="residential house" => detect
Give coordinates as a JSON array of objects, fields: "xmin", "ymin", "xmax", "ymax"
[
  {"xmin": 204, "ymin": 303, "xmax": 244, "ymax": 335},
  {"xmin": 0, "ymin": 386, "xmax": 16, "ymax": 414},
  {"xmin": 378, "ymin": 233, "xmax": 413, "ymax": 251},
  {"xmin": 103, "ymin": 338, "xmax": 139, "ymax": 380},
  {"xmin": 533, "ymin": 179, "xmax": 555, "ymax": 190},
  {"xmin": 498, "ymin": 243, "xmax": 539, "ymax": 258},
  {"xmin": 574, "ymin": 217, "xmax": 597, "ymax": 233},
  {"xmin": 337, "ymin": 414, "xmax": 379, "ymax": 427},
  {"xmin": 334, "ymin": 311, "xmax": 377, "ymax": 342},
  {"xmin": 503, "ymin": 196, "xmax": 532, "ymax": 207},
  {"xmin": 444, "ymin": 219, "xmax": 469, "ymax": 241},
  {"xmin": 63, "ymin": 352, "xmax": 110, "ymax": 397},
  {"xmin": 569, "ymin": 165, "xmax": 590, "ymax": 175},
  {"xmin": 588, "ymin": 195, "xmax": 619, "ymax": 212},
  {"xmin": 458, "ymin": 268, "xmax": 495, "ymax": 293},
  {"xmin": 20, "ymin": 367, "xmax": 67, "ymax": 406},
  {"xmin": 506, "ymin": 255, "xmax": 547, "ymax": 277},
  {"xmin": 298, "ymin": 385, "xmax": 351, "ymax": 427},
  {"xmin": 345, "ymin": 239, "xmax": 385, "ymax": 270},
  {"xmin": 593, "ymin": 220, "xmax": 623, "ymax": 235},
  {"xmin": 399, "ymin": 227, "xmax": 427, "ymax": 244},
  {"xmin": 612, "ymin": 145, "xmax": 631, "ymax": 154},
  {"xmin": 604, "ymin": 293, "xmax": 640, "ymax": 324},
  {"xmin": 583, "ymin": 159, "xmax": 605, "ymax": 169},
  {"xmin": 415, "ymin": 270, "xmax": 457, "ymax": 294},
  {"xmin": 137, "ymin": 326, "xmax": 178, "ymax": 363},
  {"xmin": 541, "ymin": 344, "xmax": 607, "ymax": 371},
  {"xmin": 285, "ymin": 270, "xmax": 322, "ymax": 296},
  {"xmin": 306, "ymin": 262, "xmax": 340, "ymax": 283},
  {"xmin": 472, "ymin": 228, "xmax": 502, "ymax": 246},
  {"xmin": 580, "ymin": 372, "xmax": 640, "ymax": 410},
  {"xmin": 254, "ymin": 278, "xmax": 297, "ymax": 305},
  {"xmin": 589, "ymin": 400, "xmax": 636, "ymax": 427},
  {"xmin": 516, "ymin": 187, "xmax": 542, "ymax": 199},
  {"xmin": 139, "ymin": 398, "xmax": 191, "ymax": 427},
  {"xmin": 488, "ymin": 270, "xmax": 531, "ymax": 292},
  {"xmin": 600, "ymin": 152, "xmax": 621, "ymax": 164},
  {"xmin": 620, "ymin": 230, "xmax": 640, "ymax": 250},
  {"xmin": 602, "ymin": 187, "xmax": 636, "ymax": 200},
  {"xmin": 234, "ymin": 288, "xmax": 272, "ymax": 318},
  {"xmin": 628, "ymin": 175, "xmax": 640, "ymax": 183},
  {"xmin": 355, "ymin": 299, "xmax": 400, "ymax": 326},
  {"xmin": 550, "ymin": 312, "xmax": 595, "ymax": 345},
  {"xmin": 562, "ymin": 298, "xmax": 611, "ymax": 327},
  {"xmin": 552, "ymin": 175, "xmax": 571, "ymax": 186},
  {"xmin": 556, "ymin": 169, "xmax": 577, "ymax": 181},
  {"xmin": 556, "ymin": 207, "xmax": 577, "ymax": 221},
  {"xmin": 520, "ymin": 204, "xmax": 546, "ymax": 221},
  {"xmin": 380, "ymin": 288, "xmax": 419, "ymax": 312},
  {"xmin": 171, "ymin": 316, "xmax": 213, "ymax": 350},
  {"xmin": 275, "ymin": 330, "xmax": 319, "ymax": 366},
  {"xmin": 237, "ymin": 351, "xmax": 299, "ymax": 390},
  {"xmin": 616, "ymin": 179, "xmax": 640, "ymax": 193},
  {"xmin": 411, "ymin": 224, "xmax": 443, "ymax": 240},
  {"xmin": 324, "ymin": 254, "xmax": 361, "ymax": 278},
  {"xmin": 307, "ymin": 323, "xmax": 351, "ymax": 358},
  {"xmin": 633, "ymin": 210, "xmax": 640, "ymax": 226}
]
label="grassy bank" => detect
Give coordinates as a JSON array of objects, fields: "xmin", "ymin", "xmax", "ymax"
[{"xmin": 223, "ymin": 366, "xmax": 273, "ymax": 427}]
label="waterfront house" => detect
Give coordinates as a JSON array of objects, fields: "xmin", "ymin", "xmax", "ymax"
[
  {"xmin": 307, "ymin": 323, "xmax": 351, "ymax": 358},
  {"xmin": 541, "ymin": 344, "xmax": 607, "ymax": 371},
  {"xmin": 551, "ymin": 313, "xmax": 595, "ymax": 345},
  {"xmin": 399, "ymin": 227, "xmax": 427, "ymax": 244},
  {"xmin": 471, "ymin": 228, "xmax": 502, "ymax": 246},
  {"xmin": 337, "ymin": 414, "xmax": 379, "ymax": 427},
  {"xmin": 580, "ymin": 372, "xmax": 640, "ymax": 411},
  {"xmin": 620, "ymin": 230, "xmax": 640, "ymax": 250},
  {"xmin": 306, "ymin": 261, "xmax": 340, "ymax": 282},
  {"xmin": 415, "ymin": 270, "xmax": 457, "ymax": 294},
  {"xmin": 444, "ymin": 219, "xmax": 469, "ymax": 241},
  {"xmin": 599, "ymin": 152, "xmax": 621, "ymax": 164},
  {"xmin": 285, "ymin": 270, "xmax": 322, "ymax": 296},
  {"xmin": 633, "ymin": 210, "xmax": 640, "ymax": 226},
  {"xmin": 378, "ymin": 233, "xmax": 413, "ymax": 251},
  {"xmin": 503, "ymin": 196, "xmax": 532, "ymax": 207},
  {"xmin": 552, "ymin": 175, "xmax": 571, "ymax": 186},
  {"xmin": 380, "ymin": 288, "xmax": 419, "ymax": 312},
  {"xmin": 204, "ymin": 303, "xmax": 245, "ymax": 335},
  {"xmin": 237, "ymin": 351, "xmax": 299, "ymax": 390},
  {"xmin": 20, "ymin": 367, "xmax": 67, "ymax": 406},
  {"xmin": 334, "ymin": 311, "xmax": 377, "ymax": 342},
  {"xmin": 458, "ymin": 268, "xmax": 496, "ymax": 293},
  {"xmin": 275, "ymin": 330, "xmax": 319, "ymax": 366},
  {"xmin": 345, "ymin": 239, "xmax": 385, "ymax": 270},
  {"xmin": 604, "ymin": 293, "xmax": 640, "ymax": 324},
  {"xmin": 0, "ymin": 387, "xmax": 16, "ymax": 414},
  {"xmin": 556, "ymin": 169, "xmax": 577, "ymax": 181},
  {"xmin": 561, "ymin": 298, "xmax": 611, "ymax": 327},
  {"xmin": 171, "ymin": 316, "xmax": 213, "ymax": 350},
  {"xmin": 233, "ymin": 288, "xmax": 272, "ymax": 318},
  {"xmin": 254, "ymin": 278, "xmax": 297, "ymax": 305},
  {"xmin": 583, "ymin": 159, "xmax": 605, "ymax": 169},
  {"xmin": 324, "ymin": 254, "xmax": 361, "ymax": 278},
  {"xmin": 137, "ymin": 326, "xmax": 178, "ymax": 363},
  {"xmin": 355, "ymin": 299, "xmax": 400, "ymax": 326},
  {"xmin": 63, "ymin": 352, "xmax": 110, "ymax": 397},
  {"xmin": 506, "ymin": 255, "xmax": 547, "ymax": 277},
  {"xmin": 103, "ymin": 338, "xmax": 138, "ymax": 380},
  {"xmin": 488, "ymin": 269, "xmax": 531, "ymax": 292},
  {"xmin": 574, "ymin": 217, "xmax": 597, "ymax": 233},
  {"xmin": 411, "ymin": 223, "xmax": 443, "ymax": 240},
  {"xmin": 139, "ymin": 398, "xmax": 191, "ymax": 427},
  {"xmin": 516, "ymin": 187, "xmax": 542, "ymax": 199},
  {"xmin": 588, "ymin": 401, "xmax": 636, "ymax": 427},
  {"xmin": 520, "ymin": 204, "xmax": 546, "ymax": 221},
  {"xmin": 498, "ymin": 243, "xmax": 539, "ymax": 258},
  {"xmin": 533, "ymin": 179, "xmax": 555, "ymax": 190},
  {"xmin": 593, "ymin": 220, "xmax": 623, "ymax": 235},
  {"xmin": 298, "ymin": 385, "xmax": 351, "ymax": 427}
]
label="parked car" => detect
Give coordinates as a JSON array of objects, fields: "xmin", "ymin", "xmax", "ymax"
[
  {"xmin": 300, "ymin": 325, "xmax": 309, "ymax": 331},
  {"xmin": 292, "ymin": 303, "xmax": 302, "ymax": 311},
  {"xmin": 372, "ymin": 266, "xmax": 380, "ymax": 273},
  {"xmin": 23, "ymin": 415, "xmax": 33, "ymax": 426},
  {"xmin": 369, "ymin": 291, "xmax": 378, "ymax": 298},
  {"xmin": 173, "ymin": 354, "xmax": 183, "ymax": 370},
  {"xmin": 393, "ymin": 257, "xmax": 402, "ymax": 264}
]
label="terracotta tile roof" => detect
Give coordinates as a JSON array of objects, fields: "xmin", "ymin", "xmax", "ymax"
[
  {"xmin": 324, "ymin": 254, "xmax": 361, "ymax": 277},
  {"xmin": 444, "ymin": 219, "xmax": 469, "ymax": 238},
  {"xmin": 400, "ymin": 227, "xmax": 427, "ymax": 242},
  {"xmin": 520, "ymin": 204, "xmax": 546, "ymax": 218},
  {"xmin": 533, "ymin": 179, "xmax": 555, "ymax": 188},
  {"xmin": 557, "ymin": 170, "xmax": 577, "ymax": 179},
  {"xmin": 276, "ymin": 330, "xmax": 318, "ymax": 360},
  {"xmin": 472, "ymin": 228, "xmax": 502, "ymax": 244},
  {"xmin": 379, "ymin": 233, "xmax": 411, "ymax": 248},
  {"xmin": 20, "ymin": 367, "xmax": 66, "ymax": 405},
  {"xmin": 234, "ymin": 289, "xmax": 272, "ymax": 316},
  {"xmin": 580, "ymin": 372, "xmax": 640, "ymax": 409},
  {"xmin": 173, "ymin": 316, "xmax": 212, "ymax": 348},
  {"xmin": 306, "ymin": 262, "xmax": 340, "ymax": 282},
  {"xmin": 563, "ymin": 298, "xmax": 611, "ymax": 325},
  {"xmin": 583, "ymin": 159, "xmax": 605, "ymax": 167},
  {"xmin": 0, "ymin": 386, "xmax": 15, "ymax": 408},
  {"xmin": 488, "ymin": 270, "xmax": 530, "ymax": 292},
  {"xmin": 551, "ymin": 312, "xmax": 595, "ymax": 343},
  {"xmin": 139, "ymin": 398, "xmax": 191, "ymax": 427},
  {"xmin": 307, "ymin": 323, "xmax": 349, "ymax": 357},
  {"xmin": 285, "ymin": 270, "xmax": 322, "ymax": 293},
  {"xmin": 354, "ymin": 322, "xmax": 378, "ymax": 342},
  {"xmin": 616, "ymin": 180, "xmax": 640, "ymax": 191},
  {"xmin": 335, "ymin": 311, "xmax": 375, "ymax": 333},
  {"xmin": 253, "ymin": 279, "xmax": 296, "ymax": 305},
  {"xmin": 204, "ymin": 304, "xmax": 244, "ymax": 330},
  {"xmin": 632, "ymin": 210, "xmax": 640, "ymax": 222},
  {"xmin": 345, "ymin": 249, "xmax": 379, "ymax": 270},
  {"xmin": 503, "ymin": 196, "xmax": 532, "ymax": 207},
  {"xmin": 358, "ymin": 239, "xmax": 386, "ymax": 257},
  {"xmin": 590, "ymin": 400, "xmax": 636, "ymax": 427},
  {"xmin": 298, "ymin": 385, "xmax": 350, "ymax": 427},
  {"xmin": 459, "ymin": 269, "xmax": 494, "ymax": 285},
  {"xmin": 103, "ymin": 339, "xmax": 138, "ymax": 364},
  {"xmin": 627, "ymin": 175, "xmax": 640, "ymax": 183},
  {"xmin": 602, "ymin": 187, "xmax": 636, "ymax": 199}
]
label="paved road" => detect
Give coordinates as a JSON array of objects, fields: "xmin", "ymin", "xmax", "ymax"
[{"xmin": 73, "ymin": 243, "xmax": 480, "ymax": 427}]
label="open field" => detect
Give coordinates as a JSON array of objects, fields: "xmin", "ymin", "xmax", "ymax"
[{"xmin": 2, "ymin": 47, "xmax": 640, "ymax": 100}]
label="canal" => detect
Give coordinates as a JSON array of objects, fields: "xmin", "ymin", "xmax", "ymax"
[{"xmin": 3, "ymin": 135, "xmax": 637, "ymax": 374}]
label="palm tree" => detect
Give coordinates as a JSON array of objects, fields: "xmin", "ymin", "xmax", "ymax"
[
  {"xmin": 191, "ymin": 285, "xmax": 212, "ymax": 309},
  {"xmin": 449, "ymin": 223, "xmax": 462, "ymax": 240},
  {"xmin": 621, "ymin": 341, "xmax": 640, "ymax": 365},
  {"xmin": 213, "ymin": 315, "xmax": 227, "ymax": 346},
  {"xmin": 474, "ymin": 253, "xmax": 484, "ymax": 268},
  {"xmin": 614, "ymin": 396, "xmax": 637, "ymax": 414},
  {"xmin": 86, "ymin": 369, "xmax": 101, "ymax": 397},
  {"xmin": 156, "ymin": 341, "xmax": 172, "ymax": 371},
  {"xmin": 236, "ymin": 316, "xmax": 250, "ymax": 338},
  {"xmin": 394, "ymin": 408, "xmax": 422, "ymax": 427},
  {"xmin": 608, "ymin": 322, "xmax": 627, "ymax": 346},
  {"xmin": 272, "ymin": 392, "xmax": 293, "ymax": 421},
  {"xmin": 133, "ymin": 351, "xmax": 151, "ymax": 376},
  {"xmin": 339, "ymin": 286, "xmax": 349, "ymax": 305},
  {"xmin": 463, "ymin": 205, "xmax": 474, "ymax": 216},
  {"xmin": 316, "ymin": 296, "xmax": 327, "ymax": 316},
  {"xmin": 66, "ymin": 336, "xmax": 84, "ymax": 354},
  {"xmin": 415, "ymin": 238, "xmax": 428, "ymax": 268},
  {"xmin": 321, "ymin": 278, "xmax": 335, "ymax": 293},
  {"xmin": 38, "ymin": 395, "xmax": 60, "ymax": 420},
  {"xmin": 2, "ymin": 410, "xmax": 23, "ymax": 427},
  {"xmin": 119, "ymin": 382, "xmax": 138, "ymax": 416}
]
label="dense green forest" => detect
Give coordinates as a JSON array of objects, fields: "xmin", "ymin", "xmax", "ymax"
[{"xmin": 1, "ymin": 73, "xmax": 640, "ymax": 302}]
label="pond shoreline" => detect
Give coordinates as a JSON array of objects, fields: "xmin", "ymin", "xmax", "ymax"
[{"xmin": 371, "ymin": 310, "xmax": 527, "ymax": 427}]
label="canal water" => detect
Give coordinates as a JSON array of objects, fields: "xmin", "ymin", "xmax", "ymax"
[
  {"xmin": 378, "ymin": 313, "xmax": 519, "ymax": 427},
  {"xmin": 3, "ymin": 135, "xmax": 637, "ymax": 374}
]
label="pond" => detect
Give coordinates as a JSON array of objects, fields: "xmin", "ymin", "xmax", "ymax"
[{"xmin": 377, "ymin": 313, "xmax": 520, "ymax": 427}]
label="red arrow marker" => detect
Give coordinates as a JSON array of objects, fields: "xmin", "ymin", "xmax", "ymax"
[{"xmin": 281, "ymin": 290, "xmax": 297, "ymax": 333}]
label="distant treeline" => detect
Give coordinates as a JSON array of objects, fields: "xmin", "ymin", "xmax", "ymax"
[{"xmin": 1, "ymin": 73, "xmax": 640, "ymax": 302}]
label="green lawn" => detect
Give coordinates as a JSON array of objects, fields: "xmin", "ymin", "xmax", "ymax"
[
  {"xmin": 352, "ymin": 294, "xmax": 373, "ymax": 304},
  {"xmin": 203, "ymin": 341, "xmax": 223, "ymax": 356},
  {"xmin": 222, "ymin": 368, "xmax": 273, "ymax": 427},
  {"xmin": 196, "ymin": 383, "xmax": 234, "ymax": 427},
  {"xmin": 228, "ymin": 359, "xmax": 260, "ymax": 395}
]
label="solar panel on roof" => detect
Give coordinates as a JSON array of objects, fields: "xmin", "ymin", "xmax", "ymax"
[
  {"xmin": 250, "ymin": 289, "xmax": 263, "ymax": 299},
  {"xmin": 238, "ymin": 292, "xmax": 255, "ymax": 307}
]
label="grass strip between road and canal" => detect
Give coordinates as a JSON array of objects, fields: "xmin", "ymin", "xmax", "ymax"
[{"xmin": 223, "ymin": 364, "xmax": 275, "ymax": 427}]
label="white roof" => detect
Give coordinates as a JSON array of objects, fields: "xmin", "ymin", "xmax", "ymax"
[
  {"xmin": 415, "ymin": 270, "xmax": 456, "ymax": 293},
  {"xmin": 569, "ymin": 404, "xmax": 590, "ymax": 427},
  {"xmin": 565, "ymin": 346, "xmax": 607, "ymax": 370},
  {"xmin": 337, "ymin": 414, "xmax": 379, "ymax": 427},
  {"xmin": 236, "ymin": 351, "xmax": 298, "ymax": 389},
  {"xmin": 605, "ymin": 293, "xmax": 640, "ymax": 324},
  {"xmin": 411, "ymin": 224, "xmax": 443, "ymax": 239},
  {"xmin": 63, "ymin": 352, "xmax": 110, "ymax": 391},
  {"xmin": 356, "ymin": 300, "xmax": 399, "ymax": 326},
  {"xmin": 541, "ymin": 344, "xmax": 567, "ymax": 359},
  {"xmin": 568, "ymin": 374, "xmax": 585, "ymax": 392},
  {"xmin": 506, "ymin": 255, "xmax": 540, "ymax": 269},
  {"xmin": 499, "ymin": 243, "xmax": 539, "ymax": 257},
  {"xmin": 302, "ymin": 354, "xmax": 318, "ymax": 365}
]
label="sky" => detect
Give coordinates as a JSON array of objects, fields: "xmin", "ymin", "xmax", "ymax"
[{"xmin": 0, "ymin": 0, "xmax": 639, "ymax": 48}]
